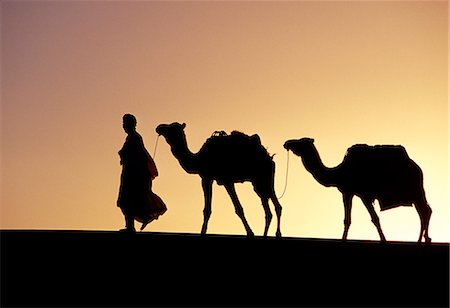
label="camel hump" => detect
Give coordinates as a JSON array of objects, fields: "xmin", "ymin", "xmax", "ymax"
[
  {"xmin": 203, "ymin": 130, "xmax": 270, "ymax": 159},
  {"xmin": 208, "ymin": 130, "xmax": 262, "ymax": 145},
  {"xmin": 344, "ymin": 144, "xmax": 419, "ymax": 210},
  {"xmin": 229, "ymin": 131, "xmax": 265, "ymax": 150},
  {"xmin": 344, "ymin": 144, "xmax": 414, "ymax": 184},
  {"xmin": 211, "ymin": 130, "xmax": 228, "ymax": 137},
  {"xmin": 345, "ymin": 144, "xmax": 409, "ymax": 161},
  {"xmin": 231, "ymin": 130, "xmax": 261, "ymax": 142}
]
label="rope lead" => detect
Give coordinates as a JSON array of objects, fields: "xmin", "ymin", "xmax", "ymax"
[
  {"xmin": 153, "ymin": 134, "xmax": 160, "ymax": 159},
  {"xmin": 277, "ymin": 149, "xmax": 290, "ymax": 199}
]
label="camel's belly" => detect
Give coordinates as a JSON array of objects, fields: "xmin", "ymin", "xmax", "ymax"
[{"xmin": 215, "ymin": 176, "xmax": 251, "ymax": 185}]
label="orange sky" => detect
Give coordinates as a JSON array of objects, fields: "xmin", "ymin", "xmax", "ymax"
[{"xmin": 1, "ymin": 1, "xmax": 448, "ymax": 242}]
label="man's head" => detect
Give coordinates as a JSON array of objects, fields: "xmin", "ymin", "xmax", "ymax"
[{"xmin": 123, "ymin": 114, "xmax": 137, "ymax": 134}]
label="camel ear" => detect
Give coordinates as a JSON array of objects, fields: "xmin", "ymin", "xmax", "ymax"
[{"xmin": 181, "ymin": 123, "xmax": 186, "ymax": 129}]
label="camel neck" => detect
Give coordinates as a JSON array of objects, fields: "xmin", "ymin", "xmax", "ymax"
[
  {"xmin": 301, "ymin": 145, "xmax": 339, "ymax": 187},
  {"xmin": 169, "ymin": 132, "xmax": 199, "ymax": 174}
]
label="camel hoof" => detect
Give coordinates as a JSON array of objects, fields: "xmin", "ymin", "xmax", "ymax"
[
  {"xmin": 425, "ymin": 237, "xmax": 432, "ymax": 244},
  {"xmin": 276, "ymin": 231, "xmax": 282, "ymax": 239}
]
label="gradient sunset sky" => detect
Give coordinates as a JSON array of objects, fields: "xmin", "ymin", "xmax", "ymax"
[{"xmin": 2, "ymin": 1, "xmax": 448, "ymax": 242}]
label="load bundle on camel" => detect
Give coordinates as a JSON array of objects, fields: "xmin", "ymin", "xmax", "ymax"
[
  {"xmin": 343, "ymin": 144, "xmax": 419, "ymax": 211},
  {"xmin": 284, "ymin": 138, "xmax": 432, "ymax": 243},
  {"xmin": 202, "ymin": 130, "xmax": 273, "ymax": 185},
  {"xmin": 156, "ymin": 122, "xmax": 283, "ymax": 238}
]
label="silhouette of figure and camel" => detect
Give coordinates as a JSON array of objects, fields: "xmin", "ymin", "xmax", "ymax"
[
  {"xmin": 156, "ymin": 122, "xmax": 283, "ymax": 238},
  {"xmin": 284, "ymin": 138, "xmax": 432, "ymax": 243}
]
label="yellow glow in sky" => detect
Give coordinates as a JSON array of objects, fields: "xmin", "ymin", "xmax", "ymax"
[{"xmin": 1, "ymin": 1, "xmax": 448, "ymax": 242}]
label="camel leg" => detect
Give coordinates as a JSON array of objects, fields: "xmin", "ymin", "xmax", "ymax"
[
  {"xmin": 342, "ymin": 193, "xmax": 353, "ymax": 241},
  {"xmin": 415, "ymin": 198, "xmax": 432, "ymax": 243},
  {"xmin": 260, "ymin": 197, "xmax": 272, "ymax": 238},
  {"xmin": 201, "ymin": 178, "xmax": 213, "ymax": 236},
  {"xmin": 224, "ymin": 183, "xmax": 254, "ymax": 237},
  {"xmin": 362, "ymin": 198, "xmax": 386, "ymax": 242},
  {"xmin": 423, "ymin": 205, "xmax": 432, "ymax": 243},
  {"xmin": 270, "ymin": 192, "xmax": 282, "ymax": 239},
  {"xmin": 416, "ymin": 206, "xmax": 425, "ymax": 243}
]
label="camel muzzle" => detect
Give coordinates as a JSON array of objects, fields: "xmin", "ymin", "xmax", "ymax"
[{"xmin": 283, "ymin": 141, "xmax": 294, "ymax": 151}]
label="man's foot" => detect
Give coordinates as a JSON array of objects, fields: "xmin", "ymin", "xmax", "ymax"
[
  {"xmin": 140, "ymin": 218, "xmax": 155, "ymax": 231},
  {"xmin": 119, "ymin": 228, "xmax": 136, "ymax": 233}
]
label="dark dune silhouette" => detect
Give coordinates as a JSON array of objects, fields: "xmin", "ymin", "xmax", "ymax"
[
  {"xmin": 156, "ymin": 122, "xmax": 283, "ymax": 238},
  {"xmin": 1, "ymin": 230, "xmax": 448, "ymax": 307},
  {"xmin": 284, "ymin": 138, "xmax": 432, "ymax": 243}
]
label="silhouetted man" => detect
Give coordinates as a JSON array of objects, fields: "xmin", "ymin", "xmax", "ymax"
[{"xmin": 117, "ymin": 114, "xmax": 166, "ymax": 232}]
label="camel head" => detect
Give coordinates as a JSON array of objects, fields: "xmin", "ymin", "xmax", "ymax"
[
  {"xmin": 156, "ymin": 122, "xmax": 186, "ymax": 145},
  {"xmin": 284, "ymin": 138, "xmax": 315, "ymax": 157}
]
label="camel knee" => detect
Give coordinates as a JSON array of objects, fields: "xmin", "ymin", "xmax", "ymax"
[
  {"xmin": 417, "ymin": 201, "xmax": 432, "ymax": 220},
  {"xmin": 265, "ymin": 211, "xmax": 273, "ymax": 222},
  {"xmin": 203, "ymin": 208, "xmax": 211, "ymax": 219},
  {"xmin": 424, "ymin": 206, "xmax": 432, "ymax": 220},
  {"xmin": 371, "ymin": 216, "xmax": 380, "ymax": 225},
  {"xmin": 271, "ymin": 200, "xmax": 282, "ymax": 217},
  {"xmin": 275, "ymin": 206, "xmax": 282, "ymax": 217},
  {"xmin": 235, "ymin": 206, "xmax": 244, "ymax": 217},
  {"xmin": 344, "ymin": 217, "xmax": 351, "ymax": 228}
]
